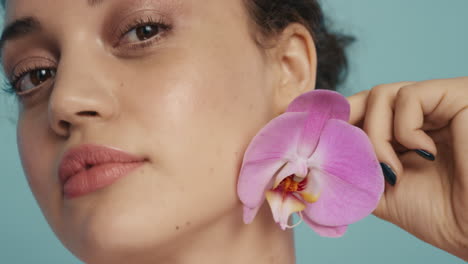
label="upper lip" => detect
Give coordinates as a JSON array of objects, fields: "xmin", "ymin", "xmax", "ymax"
[{"xmin": 58, "ymin": 143, "xmax": 146, "ymax": 185}]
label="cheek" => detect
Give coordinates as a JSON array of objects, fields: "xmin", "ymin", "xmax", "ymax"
[
  {"xmin": 128, "ymin": 39, "xmax": 274, "ymax": 212},
  {"xmin": 16, "ymin": 111, "xmax": 63, "ymax": 228}
]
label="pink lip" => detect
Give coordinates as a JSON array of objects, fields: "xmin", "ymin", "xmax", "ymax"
[{"xmin": 58, "ymin": 144, "xmax": 147, "ymax": 199}]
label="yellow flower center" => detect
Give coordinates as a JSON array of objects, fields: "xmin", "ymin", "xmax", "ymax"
[{"xmin": 274, "ymin": 175, "xmax": 318, "ymax": 203}]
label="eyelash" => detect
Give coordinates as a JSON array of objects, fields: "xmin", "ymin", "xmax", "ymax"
[
  {"xmin": 2, "ymin": 63, "xmax": 52, "ymax": 97},
  {"xmin": 117, "ymin": 15, "xmax": 172, "ymax": 49},
  {"xmin": 2, "ymin": 16, "xmax": 172, "ymax": 97}
]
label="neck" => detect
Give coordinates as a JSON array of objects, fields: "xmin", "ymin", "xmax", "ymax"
[{"xmin": 146, "ymin": 203, "xmax": 296, "ymax": 264}]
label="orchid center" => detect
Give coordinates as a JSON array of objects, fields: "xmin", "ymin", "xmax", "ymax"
[
  {"xmin": 276, "ymin": 175, "xmax": 306, "ymax": 196},
  {"xmin": 265, "ymin": 173, "xmax": 321, "ymax": 230}
]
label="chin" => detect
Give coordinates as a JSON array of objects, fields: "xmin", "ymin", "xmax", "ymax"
[
  {"xmin": 60, "ymin": 185, "xmax": 182, "ymax": 263},
  {"xmin": 67, "ymin": 206, "xmax": 179, "ymax": 264}
]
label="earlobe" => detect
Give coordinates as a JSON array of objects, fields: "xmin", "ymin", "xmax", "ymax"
[{"xmin": 272, "ymin": 23, "xmax": 318, "ymax": 114}]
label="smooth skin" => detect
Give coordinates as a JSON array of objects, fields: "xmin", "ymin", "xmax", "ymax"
[
  {"xmin": 348, "ymin": 77, "xmax": 468, "ymax": 261},
  {"xmin": 1, "ymin": 0, "xmax": 313, "ymax": 263},
  {"xmin": 2, "ymin": 0, "xmax": 467, "ymax": 262}
]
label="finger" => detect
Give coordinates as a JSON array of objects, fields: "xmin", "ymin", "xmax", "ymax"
[
  {"xmin": 347, "ymin": 90, "xmax": 369, "ymax": 126},
  {"xmin": 452, "ymin": 108, "xmax": 468, "ymax": 206},
  {"xmin": 364, "ymin": 82, "xmax": 415, "ymax": 183},
  {"xmin": 393, "ymin": 78, "xmax": 468, "ymax": 157}
]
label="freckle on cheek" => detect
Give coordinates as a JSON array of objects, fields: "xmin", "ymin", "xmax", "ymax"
[{"xmin": 175, "ymin": 225, "xmax": 180, "ymax": 230}]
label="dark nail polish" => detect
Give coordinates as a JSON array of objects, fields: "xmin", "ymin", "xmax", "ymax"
[
  {"xmin": 414, "ymin": 149, "xmax": 435, "ymax": 161},
  {"xmin": 380, "ymin": 162, "xmax": 397, "ymax": 186}
]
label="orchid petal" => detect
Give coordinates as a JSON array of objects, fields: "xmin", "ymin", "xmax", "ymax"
[
  {"xmin": 241, "ymin": 112, "xmax": 307, "ymax": 163},
  {"xmin": 243, "ymin": 205, "xmax": 261, "ymax": 224},
  {"xmin": 265, "ymin": 191, "xmax": 306, "ymax": 230},
  {"xmin": 238, "ymin": 158, "xmax": 285, "ymax": 209},
  {"xmin": 273, "ymin": 160, "xmax": 308, "ymax": 189},
  {"xmin": 288, "ymin": 90, "xmax": 351, "ymax": 157},
  {"xmin": 296, "ymin": 111, "xmax": 329, "ymax": 157},
  {"xmin": 298, "ymin": 168, "xmax": 322, "ymax": 203},
  {"xmin": 286, "ymin": 90, "xmax": 350, "ymax": 122},
  {"xmin": 304, "ymin": 119, "xmax": 384, "ymax": 226},
  {"xmin": 237, "ymin": 90, "xmax": 381, "ymax": 232},
  {"xmin": 303, "ymin": 214, "xmax": 348, "ymax": 237},
  {"xmin": 238, "ymin": 112, "xmax": 309, "ymax": 210}
]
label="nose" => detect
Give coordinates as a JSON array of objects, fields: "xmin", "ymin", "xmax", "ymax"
[{"xmin": 48, "ymin": 51, "xmax": 118, "ymax": 137}]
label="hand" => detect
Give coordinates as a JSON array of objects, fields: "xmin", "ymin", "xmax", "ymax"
[{"xmin": 347, "ymin": 77, "xmax": 468, "ymax": 260}]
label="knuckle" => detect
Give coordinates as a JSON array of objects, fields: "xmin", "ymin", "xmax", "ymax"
[
  {"xmin": 395, "ymin": 85, "xmax": 414, "ymax": 99},
  {"xmin": 369, "ymin": 84, "xmax": 390, "ymax": 97},
  {"xmin": 359, "ymin": 89, "xmax": 370, "ymax": 98},
  {"xmin": 394, "ymin": 85, "xmax": 418, "ymax": 107},
  {"xmin": 393, "ymin": 127, "xmax": 406, "ymax": 143},
  {"xmin": 369, "ymin": 81, "xmax": 415, "ymax": 101},
  {"xmin": 454, "ymin": 106, "xmax": 468, "ymax": 128}
]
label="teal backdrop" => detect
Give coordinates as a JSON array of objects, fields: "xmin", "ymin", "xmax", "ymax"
[{"xmin": 0, "ymin": 1, "xmax": 466, "ymax": 263}]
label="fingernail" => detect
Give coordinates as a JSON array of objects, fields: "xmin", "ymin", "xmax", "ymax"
[
  {"xmin": 414, "ymin": 149, "xmax": 435, "ymax": 161},
  {"xmin": 380, "ymin": 162, "xmax": 397, "ymax": 186}
]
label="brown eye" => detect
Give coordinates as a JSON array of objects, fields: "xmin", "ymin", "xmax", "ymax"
[
  {"xmin": 135, "ymin": 25, "xmax": 160, "ymax": 41},
  {"xmin": 31, "ymin": 69, "xmax": 54, "ymax": 85},
  {"xmin": 15, "ymin": 68, "xmax": 56, "ymax": 93},
  {"xmin": 123, "ymin": 24, "xmax": 161, "ymax": 43}
]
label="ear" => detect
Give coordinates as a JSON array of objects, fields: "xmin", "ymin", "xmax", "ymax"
[{"xmin": 270, "ymin": 23, "xmax": 317, "ymax": 115}]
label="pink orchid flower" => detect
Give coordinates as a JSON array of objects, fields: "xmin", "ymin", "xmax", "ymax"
[{"xmin": 237, "ymin": 90, "xmax": 384, "ymax": 237}]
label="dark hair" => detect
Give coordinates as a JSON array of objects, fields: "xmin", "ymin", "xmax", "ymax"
[
  {"xmin": 243, "ymin": 0, "xmax": 353, "ymax": 91},
  {"xmin": 0, "ymin": 0, "xmax": 352, "ymax": 91}
]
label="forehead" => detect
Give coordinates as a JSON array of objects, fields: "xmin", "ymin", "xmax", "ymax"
[
  {"xmin": 3, "ymin": 0, "xmax": 247, "ymax": 22},
  {"xmin": 1, "ymin": 0, "xmax": 251, "ymax": 51},
  {"xmin": 4, "ymin": 0, "xmax": 178, "ymax": 21},
  {"xmin": 0, "ymin": 0, "xmax": 253, "ymax": 69}
]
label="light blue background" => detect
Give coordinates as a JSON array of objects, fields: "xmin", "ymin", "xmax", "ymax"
[{"xmin": 0, "ymin": 1, "xmax": 466, "ymax": 263}]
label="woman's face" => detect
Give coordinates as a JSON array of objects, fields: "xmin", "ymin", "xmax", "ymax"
[{"xmin": 1, "ymin": 0, "xmax": 285, "ymax": 261}]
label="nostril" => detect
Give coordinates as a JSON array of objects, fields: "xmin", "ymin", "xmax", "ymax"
[
  {"xmin": 77, "ymin": 111, "xmax": 99, "ymax": 117},
  {"xmin": 58, "ymin": 120, "xmax": 70, "ymax": 131},
  {"xmin": 51, "ymin": 110, "xmax": 102, "ymax": 137}
]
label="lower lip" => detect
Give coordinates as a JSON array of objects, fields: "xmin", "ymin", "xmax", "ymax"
[{"xmin": 63, "ymin": 162, "xmax": 145, "ymax": 199}]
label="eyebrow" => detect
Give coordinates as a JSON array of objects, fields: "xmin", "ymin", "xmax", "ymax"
[
  {"xmin": 88, "ymin": 0, "xmax": 105, "ymax": 7},
  {"xmin": 0, "ymin": 16, "xmax": 41, "ymax": 54},
  {"xmin": 0, "ymin": 0, "xmax": 106, "ymax": 55}
]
